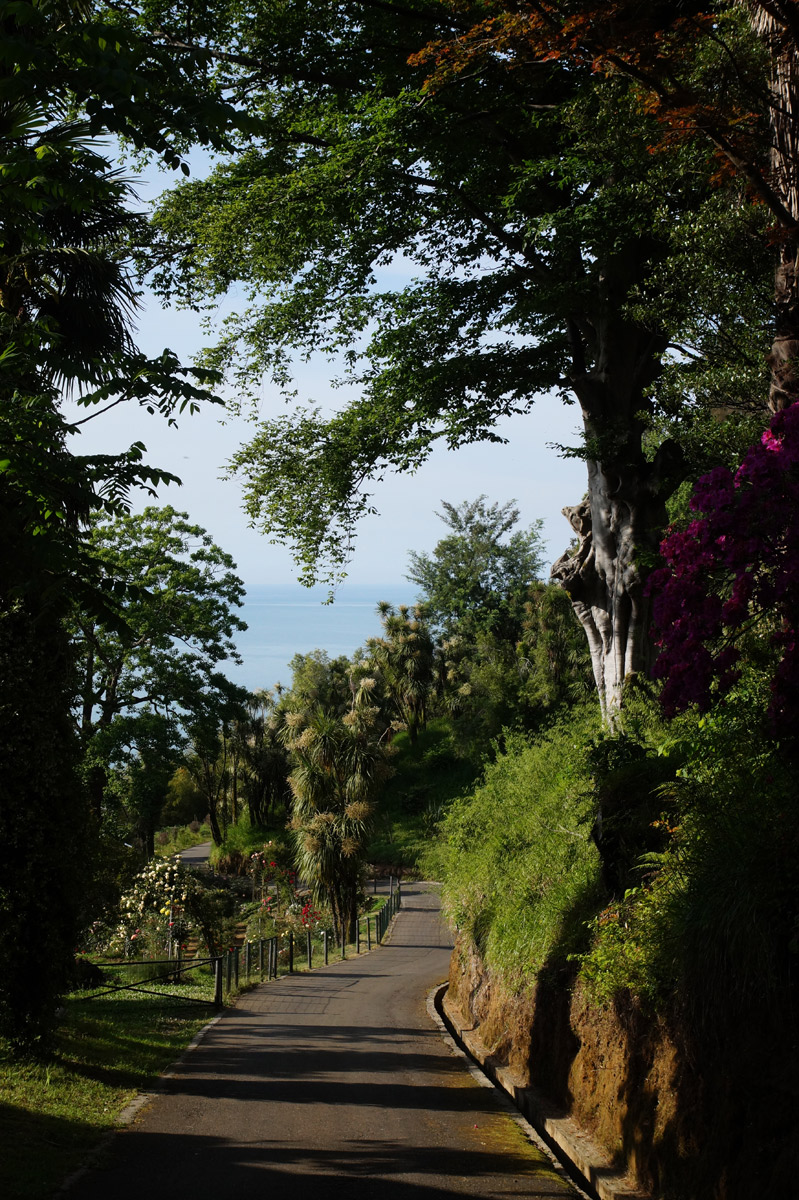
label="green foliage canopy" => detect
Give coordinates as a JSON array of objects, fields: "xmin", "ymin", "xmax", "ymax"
[
  {"xmin": 149, "ymin": 0, "xmax": 770, "ymax": 594},
  {"xmin": 74, "ymin": 506, "xmax": 248, "ymax": 826},
  {"xmin": 407, "ymin": 497, "xmax": 545, "ymax": 641}
]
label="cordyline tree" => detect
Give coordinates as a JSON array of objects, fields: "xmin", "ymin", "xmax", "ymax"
[
  {"xmin": 148, "ymin": 0, "xmax": 770, "ymax": 721},
  {"xmin": 281, "ymin": 676, "xmax": 394, "ymax": 942},
  {"xmin": 365, "ymin": 602, "xmax": 437, "ymax": 744}
]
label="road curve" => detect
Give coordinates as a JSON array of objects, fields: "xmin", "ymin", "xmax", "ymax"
[{"xmin": 66, "ymin": 882, "xmax": 576, "ymax": 1200}]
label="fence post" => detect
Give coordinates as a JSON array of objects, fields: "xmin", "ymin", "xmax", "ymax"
[
  {"xmin": 323, "ymin": 929, "xmax": 328, "ymax": 965},
  {"xmin": 226, "ymin": 950, "xmax": 232, "ymax": 992},
  {"xmin": 288, "ymin": 931, "xmax": 294, "ymax": 974},
  {"xmin": 234, "ymin": 947, "xmax": 240, "ymax": 989},
  {"xmin": 397, "ymin": 879, "xmax": 402, "ymax": 910},
  {"xmin": 367, "ymin": 916, "xmax": 372, "ymax": 951},
  {"xmin": 245, "ymin": 940, "xmax": 251, "ymax": 980},
  {"xmin": 214, "ymin": 956, "xmax": 223, "ymax": 1007},
  {"xmin": 356, "ymin": 918, "xmax": 360, "ymax": 955},
  {"xmin": 259, "ymin": 938, "xmax": 264, "ymax": 977}
]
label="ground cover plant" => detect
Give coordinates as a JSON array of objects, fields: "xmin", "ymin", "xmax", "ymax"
[{"xmin": 0, "ymin": 994, "xmax": 212, "ymax": 1200}]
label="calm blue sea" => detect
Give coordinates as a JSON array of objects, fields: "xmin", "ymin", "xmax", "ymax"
[{"xmin": 223, "ymin": 583, "xmax": 417, "ymax": 693}]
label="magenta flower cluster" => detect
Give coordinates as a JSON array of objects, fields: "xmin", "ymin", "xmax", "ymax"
[{"xmin": 649, "ymin": 403, "xmax": 799, "ymax": 734}]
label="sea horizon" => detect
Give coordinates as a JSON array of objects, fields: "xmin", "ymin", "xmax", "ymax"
[{"xmin": 222, "ymin": 581, "xmax": 419, "ymax": 694}]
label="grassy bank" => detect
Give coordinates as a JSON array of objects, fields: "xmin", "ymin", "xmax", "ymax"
[{"xmin": 0, "ymin": 990, "xmax": 214, "ymax": 1199}]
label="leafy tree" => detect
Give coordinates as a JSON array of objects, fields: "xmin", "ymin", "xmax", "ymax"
[
  {"xmin": 0, "ymin": 0, "xmax": 262, "ymax": 1045},
  {"xmin": 436, "ymin": 582, "xmax": 591, "ymax": 757},
  {"xmin": 0, "ymin": 0, "xmax": 228, "ymax": 1046},
  {"xmin": 150, "ymin": 0, "xmax": 768, "ymax": 720},
  {"xmin": 403, "ymin": 500, "xmax": 587, "ymax": 754},
  {"xmin": 518, "ymin": 582, "xmax": 594, "ymax": 712},
  {"xmin": 283, "ymin": 649, "xmax": 354, "ymax": 713},
  {"xmin": 407, "ymin": 497, "xmax": 545, "ymax": 641},
  {"xmin": 163, "ymin": 765, "xmax": 207, "ymax": 826},
  {"xmin": 430, "ymin": 1, "xmax": 794, "ymax": 416},
  {"xmin": 73, "ymin": 506, "xmax": 248, "ymax": 821},
  {"xmin": 109, "ymin": 710, "xmax": 184, "ymax": 857}
]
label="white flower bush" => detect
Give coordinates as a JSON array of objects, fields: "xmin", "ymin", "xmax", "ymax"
[{"xmin": 112, "ymin": 856, "xmax": 197, "ymax": 958}]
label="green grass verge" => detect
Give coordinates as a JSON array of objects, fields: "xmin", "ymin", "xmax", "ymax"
[
  {"xmin": 211, "ymin": 818, "xmax": 292, "ymax": 874},
  {"xmin": 430, "ymin": 706, "xmax": 604, "ymax": 985},
  {"xmin": 0, "ymin": 989, "xmax": 214, "ymax": 1199}
]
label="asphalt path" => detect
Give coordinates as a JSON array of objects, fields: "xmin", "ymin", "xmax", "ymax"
[
  {"xmin": 66, "ymin": 882, "xmax": 577, "ymax": 1200},
  {"xmin": 178, "ymin": 841, "xmax": 212, "ymax": 867}
]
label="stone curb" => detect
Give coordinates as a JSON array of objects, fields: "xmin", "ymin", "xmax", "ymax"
[
  {"xmin": 426, "ymin": 984, "xmax": 595, "ymax": 1200},
  {"xmin": 436, "ymin": 985, "xmax": 652, "ymax": 1200}
]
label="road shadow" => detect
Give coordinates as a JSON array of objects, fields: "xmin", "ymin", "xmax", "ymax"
[{"xmin": 67, "ymin": 1127, "xmax": 571, "ymax": 1199}]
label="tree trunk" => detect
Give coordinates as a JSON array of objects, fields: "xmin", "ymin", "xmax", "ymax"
[
  {"xmin": 749, "ymin": 5, "xmax": 799, "ymax": 411},
  {"xmin": 550, "ymin": 249, "xmax": 677, "ymax": 722},
  {"xmin": 551, "ymin": 467, "xmax": 670, "ymax": 723},
  {"xmin": 207, "ymin": 799, "xmax": 223, "ymax": 846}
]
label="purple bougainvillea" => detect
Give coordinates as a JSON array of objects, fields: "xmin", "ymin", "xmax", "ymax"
[{"xmin": 649, "ymin": 403, "xmax": 799, "ymax": 734}]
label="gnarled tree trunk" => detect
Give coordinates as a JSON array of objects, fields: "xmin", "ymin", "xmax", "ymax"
[
  {"xmin": 551, "ymin": 466, "xmax": 670, "ymax": 724},
  {"xmin": 550, "ymin": 250, "xmax": 678, "ymax": 722}
]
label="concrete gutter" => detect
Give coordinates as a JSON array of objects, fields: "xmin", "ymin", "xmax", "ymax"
[{"xmin": 436, "ymin": 985, "xmax": 652, "ymax": 1200}]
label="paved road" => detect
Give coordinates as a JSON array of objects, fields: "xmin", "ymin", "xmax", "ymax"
[
  {"xmin": 178, "ymin": 841, "xmax": 212, "ymax": 867},
  {"xmin": 67, "ymin": 883, "xmax": 576, "ymax": 1200}
]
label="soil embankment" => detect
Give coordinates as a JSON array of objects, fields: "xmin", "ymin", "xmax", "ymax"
[{"xmin": 446, "ymin": 935, "xmax": 799, "ymax": 1199}]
